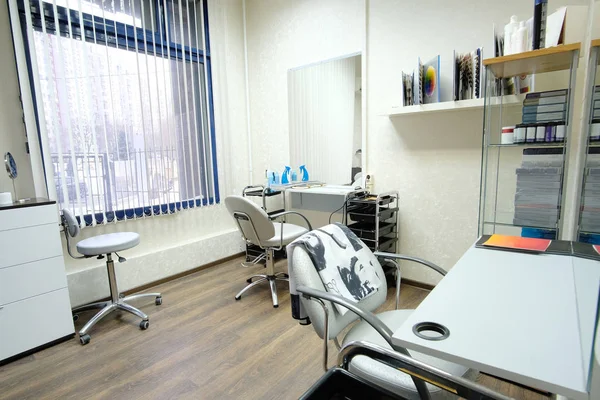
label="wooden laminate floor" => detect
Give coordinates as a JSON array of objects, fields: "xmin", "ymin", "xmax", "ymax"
[{"xmin": 0, "ymin": 256, "xmax": 548, "ymax": 400}]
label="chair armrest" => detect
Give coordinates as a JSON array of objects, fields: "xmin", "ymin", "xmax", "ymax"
[
  {"xmin": 297, "ymin": 285, "xmax": 405, "ymax": 354},
  {"xmin": 339, "ymin": 341, "xmax": 513, "ymax": 400},
  {"xmin": 270, "ymin": 211, "xmax": 313, "ymax": 231},
  {"xmin": 374, "ymin": 252, "xmax": 447, "ymax": 277}
]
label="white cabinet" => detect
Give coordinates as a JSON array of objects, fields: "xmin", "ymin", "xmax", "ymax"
[{"xmin": 0, "ymin": 200, "xmax": 74, "ymax": 363}]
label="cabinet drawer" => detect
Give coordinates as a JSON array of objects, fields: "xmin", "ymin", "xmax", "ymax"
[
  {"xmin": 0, "ymin": 223, "xmax": 62, "ymax": 269},
  {"xmin": 0, "ymin": 288, "xmax": 74, "ymax": 361},
  {"xmin": 0, "ymin": 257, "xmax": 67, "ymax": 305},
  {"xmin": 0, "ymin": 204, "xmax": 58, "ymax": 231}
]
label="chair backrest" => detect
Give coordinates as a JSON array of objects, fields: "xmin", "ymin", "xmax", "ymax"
[
  {"xmin": 290, "ymin": 243, "xmax": 387, "ymax": 340},
  {"xmin": 225, "ymin": 195, "xmax": 275, "ymax": 246},
  {"xmin": 62, "ymin": 208, "xmax": 80, "ymax": 238}
]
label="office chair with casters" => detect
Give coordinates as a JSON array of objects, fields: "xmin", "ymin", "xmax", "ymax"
[
  {"xmin": 225, "ymin": 195, "xmax": 312, "ymax": 308},
  {"xmin": 61, "ymin": 209, "xmax": 162, "ymax": 345},
  {"xmin": 290, "ymin": 241, "xmax": 476, "ymax": 399}
]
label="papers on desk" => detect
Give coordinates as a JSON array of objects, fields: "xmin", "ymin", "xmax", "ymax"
[
  {"xmin": 481, "ymin": 234, "xmax": 551, "ymax": 252},
  {"xmin": 478, "ymin": 234, "xmax": 600, "ymax": 260}
]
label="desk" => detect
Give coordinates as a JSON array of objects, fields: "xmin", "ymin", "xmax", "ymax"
[
  {"xmin": 0, "ymin": 199, "xmax": 74, "ymax": 364},
  {"xmin": 391, "ymin": 247, "xmax": 600, "ymax": 400},
  {"xmin": 286, "ymin": 185, "xmax": 362, "ymax": 215}
]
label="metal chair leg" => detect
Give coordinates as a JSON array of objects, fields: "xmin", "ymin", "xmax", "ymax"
[
  {"xmin": 117, "ymin": 302, "xmax": 148, "ymax": 320},
  {"xmin": 269, "ymin": 278, "xmax": 279, "ymax": 308},
  {"xmin": 76, "ymin": 253, "xmax": 162, "ymax": 345},
  {"xmin": 72, "ymin": 301, "xmax": 109, "ymax": 314},
  {"xmin": 235, "ymin": 277, "xmax": 267, "ymax": 300},
  {"xmin": 122, "ymin": 293, "xmax": 161, "ymax": 303},
  {"xmin": 79, "ymin": 303, "xmax": 118, "ymax": 336},
  {"xmin": 246, "ymin": 274, "xmax": 268, "ymax": 283}
]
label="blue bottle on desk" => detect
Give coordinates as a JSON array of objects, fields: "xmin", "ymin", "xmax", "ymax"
[
  {"xmin": 299, "ymin": 165, "xmax": 309, "ymax": 182},
  {"xmin": 281, "ymin": 166, "xmax": 291, "ymax": 184}
]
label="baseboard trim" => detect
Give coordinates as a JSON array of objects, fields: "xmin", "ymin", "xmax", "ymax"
[
  {"xmin": 73, "ymin": 252, "xmax": 435, "ymax": 306},
  {"xmin": 121, "ymin": 252, "xmax": 245, "ymax": 296},
  {"xmin": 0, "ymin": 333, "xmax": 75, "ymax": 367},
  {"xmin": 73, "ymin": 252, "xmax": 245, "ymax": 310},
  {"xmin": 401, "ymin": 278, "xmax": 436, "ymax": 291}
]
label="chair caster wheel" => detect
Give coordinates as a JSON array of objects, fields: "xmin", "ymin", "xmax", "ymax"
[
  {"xmin": 73, "ymin": 314, "xmax": 79, "ymax": 322},
  {"xmin": 246, "ymin": 278, "xmax": 252, "ymax": 283},
  {"xmin": 80, "ymin": 334, "xmax": 91, "ymax": 345},
  {"xmin": 273, "ymin": 304, "xmax": 279, "ymax": 308},
  {"xmin": 235, "ymin": 296, "xmax": 241, "ymax": 301},
  {"xmin": 140, "ymin": 320, "xmax": 149, "ymax": 330},
  {"xmin": 155, "ymin": 296, "xmax": 162, "ymax": 306}
]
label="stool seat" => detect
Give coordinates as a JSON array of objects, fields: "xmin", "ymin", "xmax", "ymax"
[{"xmin": 77, "ymin": 232, "xmax": 140, "ymax": 256}]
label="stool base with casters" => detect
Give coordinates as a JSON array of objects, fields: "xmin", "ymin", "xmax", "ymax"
[
  {"xmin": 235, "ymin": 270, "xmax": 289, "ymax": 308},
  {"xmin": 61, "ymin": 208, "xmax": 163, "ymax": 346},
  {"xmin": 72, "ymin": 253, "xmax": 162, "ymax": 345}
]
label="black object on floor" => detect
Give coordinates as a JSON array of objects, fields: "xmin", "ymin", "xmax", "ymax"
[{"xmin": 299, "ymin": 368, "xmax": 402, "ymax": 400}]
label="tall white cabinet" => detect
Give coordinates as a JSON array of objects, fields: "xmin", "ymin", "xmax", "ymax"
[{"xmin": 0, "ymin": 199, "xmax": 74, "ymax": 363}]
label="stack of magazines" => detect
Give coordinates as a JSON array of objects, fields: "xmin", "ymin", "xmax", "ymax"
[
  {"xmin": 581, "ymin": 149, "xmax": 600, "ymax": 233},
  {"xmin": 513, "ymin": 148, "xmax": 563, "ymax": 229}
]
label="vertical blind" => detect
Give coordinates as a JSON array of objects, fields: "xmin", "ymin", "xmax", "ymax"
[
  {"xmin": 11, "ymin": 0, "xmax": 219, "ymax": 227},
  {"xmin": 288, "ymin": 56, "xmax": 356, "ymax": 185}
]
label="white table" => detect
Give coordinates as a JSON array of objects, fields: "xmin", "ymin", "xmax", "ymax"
[
  {"xmin": 286, "ymin": 184, "xmax": 361, "ymax": 214},
  {"xmin": 391, "ymin": 246, "xmax": 600, "ymax": 400}
]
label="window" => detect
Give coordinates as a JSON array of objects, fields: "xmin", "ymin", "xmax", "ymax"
[{"xmin": 17, "ymin": 0, "xmax": 218, "ymax": 225}]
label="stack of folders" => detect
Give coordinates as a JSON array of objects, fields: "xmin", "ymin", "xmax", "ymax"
[
  {"xmin": 513, "ymin": 89, "xmax": 568, "ymax": 144},
  {"xmin": 513, "ymin": 148, "xmax": 563, "ymax": 229},
  {"xmin": 592, "ymin": 86, "xmax": 600, "ymax": 142},
  {"xmin": 522, "ymin": 89, "xmax": 567, "ymax": 124},
  {"xmin": 593, "ymin": 86, "xmax": 600, "ymax": 118},
  {"xmin": 581, "ymin": 148, "xmax": 600, "ymax": 233}
]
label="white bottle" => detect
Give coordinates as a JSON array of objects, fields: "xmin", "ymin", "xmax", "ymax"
[
  {"xmin": 504, "ymin": 15, "xmax": 519, "ymax": 55},
  {"xmin": 514, "ymin": 21, "xmax": 528, "ymax": 54}
]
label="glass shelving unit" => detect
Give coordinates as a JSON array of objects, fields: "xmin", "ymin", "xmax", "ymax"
[
  {"xmin": 578, "ymin": 39, "xmax": 600, "ymax": 244},
  {"xmin": 478, "ymin": 44, "xmax": 581, "ymax": 240}
]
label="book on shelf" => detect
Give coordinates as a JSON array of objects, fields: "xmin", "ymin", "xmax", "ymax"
[
  {"xmin": 453, "ymin": 48, "xmax": 482, "ymax": 101},
  {"xmin": 423, "ymin": 55, "xmax": 440, "ymax": 104},
  {"xmin": 414, "ymin": 58, "xmax": 423, "ymax": 105},
  {"xmin": 525, "ymin": 89, "xmax": 569, "ymax": 99},
  {"xmin": 522, "ymin": 103, "xmax": 566, "ymax": 114},
  {"xmin": 523, "ymin": 96, "xmax": 567, "ymax": 106},
  {"xmin": 402, "ymin": 72, "xmax": 414, "ymax": 106},
  {"xmin": 401, "ymin": 56, "xmax": 440, "ymax": 106},
  {"xmin": 522, "ymin": 111, "xmax": 566, "ymax": 123}
]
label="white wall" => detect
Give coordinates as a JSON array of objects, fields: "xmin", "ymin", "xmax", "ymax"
[
  {"xmin": 245, "ymin": 0, "xmax": 364, "ymax": 183},
  {"xmin": 0, "ymin": 2, "xmax": 35, "ymax": 200},
  {"xmin": 369, "ymin": 0, "xmax": 590, "ymax": 285},
  {"xmin": 245, "ymin": 0, "xmax": 589, "ymax": 285},
  {"xmin": 2, "ymin": 0, "xmax": 250, "ymax": 306}
]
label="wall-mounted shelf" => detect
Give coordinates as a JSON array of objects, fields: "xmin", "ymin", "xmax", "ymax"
[
  {"xmin": 483, "ymin": 43, "xmax": 581, "ymax": 78},
  {"xmin": 387, "ymin": 95, "xmax": 524, "ymax": 118},
  {"xmin": 488, "ymin": 142, "xmax": 565, "ymax": 148}
]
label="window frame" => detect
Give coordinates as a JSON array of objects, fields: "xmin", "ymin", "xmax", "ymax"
[{"xmin": 17, "ymin": 0, "xmax": 220, "ymax": 226}]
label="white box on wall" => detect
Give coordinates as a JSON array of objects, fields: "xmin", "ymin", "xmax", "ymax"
[
  {"xmin": 592, "ymin": 3, "xmax": 600, "ymax": 40},
  {"xmin": 561, "ymin": 6, "xmax": 588, "ymax": 45}
]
